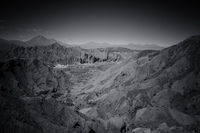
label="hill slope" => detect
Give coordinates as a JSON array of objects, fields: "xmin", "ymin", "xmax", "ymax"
[
  {"xmin": 71, "ymin": 35, "xmax": 200, "ymax": 132},
  {"xmin": 0, "ymin": 42, "xmax": 143, "ymax": 65}
]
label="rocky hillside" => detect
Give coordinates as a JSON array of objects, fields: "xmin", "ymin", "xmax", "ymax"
[
  {"xmin": 0, "ymin": 35, "xmax": 71, "ymax": 47},
  {"xmin": 81, "ymin": 47, "xmax": 140, "ymax": 63},
  {"xmin": 0, "ymin": 58, "xmax": 108, "ymax": 133},
  {"xmin": 0, "ymin": 59, "xmax": 72, "ymax": 98},
  {"xmin": 0, "ymin": 35, "xmax": 200, "ymax": 133},
  {"xmin": 0, "ymin": 42, "xmax": 82, "ymax": 64},
  {"xmin": 0, "ymin": 41, "xmax": 142, "ymax": 133},
  {"xmin": 0, "ymin": 41, "xmax": 140, "ymax": 65},
  {"xmin": 72, "ymin": 35, "xmax": 200, "ymax": 132}
]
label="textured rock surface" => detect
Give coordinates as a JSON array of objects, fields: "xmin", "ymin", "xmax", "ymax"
[
  {"xmin": 0, "ymin": 89, "xmax": 108, "ymax": 133},
  {"xmin": 0, "ymin": 59, "xmax": 71, "ymax": 99},
  {"xmin": 0, "ymin": 59, "xmax": 107, "ymax": 133}
]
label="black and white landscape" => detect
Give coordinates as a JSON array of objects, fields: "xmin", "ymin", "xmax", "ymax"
[{"xmin": 0, "ymin": 1, "xmax": 200, "ymax": 133}]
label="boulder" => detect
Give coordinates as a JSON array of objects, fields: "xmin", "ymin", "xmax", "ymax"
[
  {"xmin": 169, "ymin": 108, "xmax": 196, "ymax": 126},
  {"xmin": 135, "ymin": 108, "xmax": 148, "ymax": 121},
  {"xmin": 132, "ymin": 127, "xmax": 151, "ymax": 133},
  {"xmin": 151, "ymin": 89, "xmax": 170, "ymax": 108},
  {"xmin": 158, "ymin": 122, "xmax": 169, "ymax": 131}
]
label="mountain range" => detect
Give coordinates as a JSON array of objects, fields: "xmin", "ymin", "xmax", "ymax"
[
  {"xmin": 0, "ymin": 35, "xmax": 71, "ymax": 47},
  {"xmin": 78, "ymin": 42, "xmax": 165, "ymax": 50},
  {"xmin": 0, "ymin": 35, "xmax": 165, "ymax": 50},
  {"xmin": 0, "ymin": 35, "xmax": 200, "ymax": 133}
]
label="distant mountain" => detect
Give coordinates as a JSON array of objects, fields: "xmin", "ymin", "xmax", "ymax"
[
  {"xmin": 0, "ymin": 35, "xmax": 71, "ymax": 47},
  {"xmin": 121, "ymin": 43, "xmax": 165, "ymax": 50},
  {"xmin": 78, "ymin": 42, "xmax": 113, "ymax": 49},
  {"xmin": 25, "ymin": 35, "xmax": 54, "ymax": 46},
  {"xmin": 78, "ymin": 42, "xmax": 165, "ymax": 50},
  {"xmin": 26, "ymin": 35, "xmax": 71, "ymax": 47}
]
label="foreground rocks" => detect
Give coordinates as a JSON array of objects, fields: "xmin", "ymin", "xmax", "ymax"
[
  {"xmin": 0, "ymin": 59, "xmax": 108, "ymax": 133},
  {"xmin": 0, "ymin": 59, "xmax": 72, "ymax": 99},
  {"xmin": 0, "ymin": 89, "xmax": 108, "ymax": 133}
]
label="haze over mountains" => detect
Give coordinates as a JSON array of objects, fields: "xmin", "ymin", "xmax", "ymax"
[
  {"xmin": 0, "ymin": 35, "xmax": 165, "ymax": 50},
  {"xmin": 0, "ymin": 35, "xmax": 200, "ymax": 133},
  {"xmin": 78, "ymin": 42, "xmax": 165, "ymax": 50}
]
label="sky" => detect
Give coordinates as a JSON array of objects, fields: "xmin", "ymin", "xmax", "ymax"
[{"xmin": 0, "ymin": 0, "xmax": 200, "ymax": 46}]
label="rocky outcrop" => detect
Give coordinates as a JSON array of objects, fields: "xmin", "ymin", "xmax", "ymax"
[
  {"xmin": 80, "ymin": 47, "xmax": 140, "ymax": 63},
  {"xmin": 0, "ymin": 59, "xmax": 72, "ymax": 99}
]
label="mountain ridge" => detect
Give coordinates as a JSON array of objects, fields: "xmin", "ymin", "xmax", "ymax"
[
  {"xmin": 78, "ymin": 42, "xmax": 165, "ymax": 50},
  {"xmin": 26, "ymin": 35, "xmax": 53, "ymax": 46},
  {"xmin": 0, "ymin": 35, "xmax": 165, "ymax": 50},
  {"xmin": 0, "ymin": 35, "xmax": 71, "ymax": 47}
]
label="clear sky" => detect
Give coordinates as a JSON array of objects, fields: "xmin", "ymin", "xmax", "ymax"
[{"xmin": 0, "ymin": 0, "xmax": 200, "ymax": 46}]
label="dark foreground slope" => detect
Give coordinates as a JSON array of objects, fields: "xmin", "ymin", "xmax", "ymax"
[
  {"xmin": 0, "ymin": 59, "xmax": 107, "ymax": 133},
  {"xmin": 0, "ymin": 47, "xmax": 138, "ymax": 133}
]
